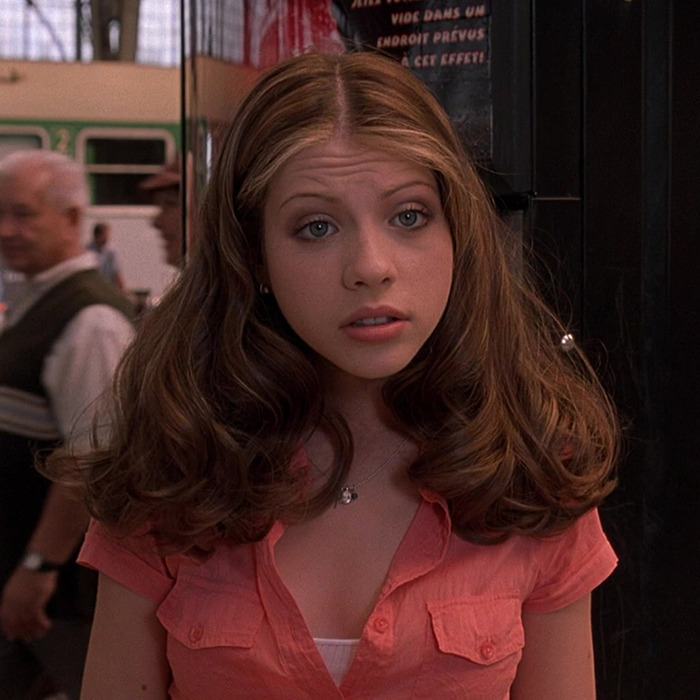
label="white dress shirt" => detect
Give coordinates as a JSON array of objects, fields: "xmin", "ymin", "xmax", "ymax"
[{"xmin": 1, "ymin": 252, "xmax": 134, "ymax": 449}]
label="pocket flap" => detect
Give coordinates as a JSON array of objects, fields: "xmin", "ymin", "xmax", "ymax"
[
  {"xmin": 428, "ymin": 594, "xmax": 524, "ymax": 665},
  {"xmin": 157, "ymin": 574, "xmax": 265, "ymax": 650}
]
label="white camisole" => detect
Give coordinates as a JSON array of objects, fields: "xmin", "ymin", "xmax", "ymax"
[{"xmin": 314, "ymin": 638, "xmax": 360, "ymax": 686}]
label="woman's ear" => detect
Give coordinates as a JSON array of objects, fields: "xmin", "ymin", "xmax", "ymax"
[{"xmin": 256, "ymin": 265, "xmax": 271, "ymax": 295}]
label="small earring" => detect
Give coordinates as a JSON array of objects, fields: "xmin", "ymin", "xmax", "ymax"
[{"xmin": 259, "ymin": 282, "xmax": 271, "ymax": 295}]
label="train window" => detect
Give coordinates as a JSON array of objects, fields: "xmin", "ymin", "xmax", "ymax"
[
  {"xmin": 78, "ymin": 130, "xmax": 175, "ymax": 206},
  {"xmin": 85, "ymin": 138, "xmax": 166, "ymax": 166},
  {"xmin": 90, "ymin": 172, "xmax": 161, "ymax": 206},
  {"xmin": 0, "ymin": 129, "xmax": 49, "ymax": 160}
]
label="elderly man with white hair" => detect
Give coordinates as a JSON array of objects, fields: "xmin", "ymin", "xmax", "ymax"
[{"xmin": 0, "ymin": 150, "xmax": 134, "ymax": 698}]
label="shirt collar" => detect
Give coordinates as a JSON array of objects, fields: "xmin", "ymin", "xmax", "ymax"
[
  {"xmin": 3, "ymin": 252, "xmax": 99, "ymax": 328},
  {"xmin": 265, "ymin": 485, "xmax": 453, "ymax": 582},
  {"xmin": 26, "ymin": 251, "xmax": 99, "ymax": 288}
]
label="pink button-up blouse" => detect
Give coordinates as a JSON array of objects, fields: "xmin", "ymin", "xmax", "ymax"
[{"xmin": 79, "ymin": 491, "xmax": 617, "ymax": 699}]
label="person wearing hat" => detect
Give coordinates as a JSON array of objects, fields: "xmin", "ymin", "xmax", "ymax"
[{"xmin": 139, "ymin": 161, "xmax": 183, "ymax": 267}]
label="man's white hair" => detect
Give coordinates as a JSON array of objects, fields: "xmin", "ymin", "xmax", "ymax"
[{"xmin": 0, "ymin": 149, "xmax": 89, "ymax": 211}]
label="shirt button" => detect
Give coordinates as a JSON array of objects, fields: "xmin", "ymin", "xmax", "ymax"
[
  {"xmin": 373, "ymin": 616, "xmax": 390, "ymax": 633},
  {"xmin": 189, "ymin": 624, "xmax": 204, "ymax": 643},
  {"xmin": 480, "ymin": 641, "xmax": 495, "ymax": 660}
]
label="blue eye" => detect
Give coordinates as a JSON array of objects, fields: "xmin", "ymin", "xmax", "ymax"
[
  {"xmin": 298, "ymin": 219, "xmax": 337, "ymax": 240},
  {"xmin": 393, "ymin": 208, "xmax": 428, "ymax": 228}
]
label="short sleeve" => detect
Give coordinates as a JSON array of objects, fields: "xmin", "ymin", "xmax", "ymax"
[
  {"xmin": 78, "ymin": 519, "xmax": 178, "ymax": 603},
  {"xmin": 523, "ymin": 509, "xmax": 617, "ymax": 614}
]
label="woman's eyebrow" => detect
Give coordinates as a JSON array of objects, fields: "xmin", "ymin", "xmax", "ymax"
[
  {"xmin": 380, "ymin": 179, "xmax": 438, "ymax": 199},
  {"xmin": 278, "ymin": 191, "xmax": 340, "ymax": 210},
  {"xmin": 279, "ymin": 180, "xmax": 437, "ymax": 209}
]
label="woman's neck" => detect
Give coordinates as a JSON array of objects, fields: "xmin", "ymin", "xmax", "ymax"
[
  {"xmin": 306, "ymin": 375, "xmax": 414, "ymax": 491},
  {"xmin": 321, "ymin": 372, "xmax": 394, "ymax": 430}
]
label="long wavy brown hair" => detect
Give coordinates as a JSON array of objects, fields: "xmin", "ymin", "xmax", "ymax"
[{"xmin": 48, "ymin": 51, "xmax": 617, "ymax": 552}]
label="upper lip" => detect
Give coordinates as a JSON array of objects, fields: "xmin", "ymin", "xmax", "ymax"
[{"xmin": 340, "ymin": 305, "xmax": 408, "ymax": 328}]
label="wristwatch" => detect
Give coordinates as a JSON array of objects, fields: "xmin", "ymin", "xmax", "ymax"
[{"xmin": 19, "ymin": 551, "xmax": 63, "ymax": 573}]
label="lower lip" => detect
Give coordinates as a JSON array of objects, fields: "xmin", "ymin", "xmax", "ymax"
[{"xmin": 343, "ymin": 319, "xmax": 407, "ymax": 342}]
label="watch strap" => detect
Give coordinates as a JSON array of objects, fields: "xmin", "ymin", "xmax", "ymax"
[{"xmin": 20, "ymin": 551, "xmax": 63, "ymax": 573}]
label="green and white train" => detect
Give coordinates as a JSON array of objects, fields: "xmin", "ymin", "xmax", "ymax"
[{"xmin": 0, "ymin": 59, "xmax": 181, "ymax": 299}]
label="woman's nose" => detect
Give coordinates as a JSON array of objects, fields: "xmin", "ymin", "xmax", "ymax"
[{"xmin": 341, "ymin": 228, "xmax": 397, "ymax": 290}]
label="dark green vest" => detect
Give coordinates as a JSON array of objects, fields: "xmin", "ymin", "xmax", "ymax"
[
  {"xmin": 0, "ymin": 268, "xmax": 134, "ymax": 591},
  {"xmin": 0, "ymin": 268, "xmax": 134, "ymax": 395}
]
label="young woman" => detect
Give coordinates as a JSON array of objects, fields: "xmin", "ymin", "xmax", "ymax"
[{"xmin": 65, "ymin": 51, "xmax": 618, "ymax": 698}]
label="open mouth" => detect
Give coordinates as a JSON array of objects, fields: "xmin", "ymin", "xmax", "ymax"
[{"xmin": 350, "ymin": 316, "xmax": 396, "ymax": 327}]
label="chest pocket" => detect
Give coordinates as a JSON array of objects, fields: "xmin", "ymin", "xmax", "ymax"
[
  {"xmin": 157, "ymin": 573, "xmax": 265, "ymax": 650},
  {"xmin": 427, "ymin": 593, "xmax": 525, "ymax": 665}
]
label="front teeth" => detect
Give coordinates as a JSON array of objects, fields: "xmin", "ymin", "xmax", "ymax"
[{"xmin": 352, "ymin": 317, "xmax": 393, "ymax": 327}]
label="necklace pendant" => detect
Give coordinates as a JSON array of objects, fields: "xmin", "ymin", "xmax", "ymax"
[{"xmin": 339, "ymin": 486, "xmax": 358, "ymax": 505}]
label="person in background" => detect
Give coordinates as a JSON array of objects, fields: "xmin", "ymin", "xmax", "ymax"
[
  {"xmin": 0, "ymin": 150, "xmax": 134, "ymax": 699},
  {"xmin": 139, "ymin": 161, "xmax": 183, "ymax": 268},
  {"xmin": 63, "ymin": 52, "xmax": 617, "ymax": 698},
  {"xmin": 86, "ymin": 221, "xmax": 126, "ymax": 292}
]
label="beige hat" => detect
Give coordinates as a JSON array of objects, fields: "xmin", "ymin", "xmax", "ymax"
[{"xmin": 139, "ymin": 160, "xmax": 180, "ymax": 191}]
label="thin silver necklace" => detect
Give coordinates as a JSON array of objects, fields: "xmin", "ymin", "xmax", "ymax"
[{"xmin": 309, "ymin": 437, "xmax": 410, "ymax": 506}]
